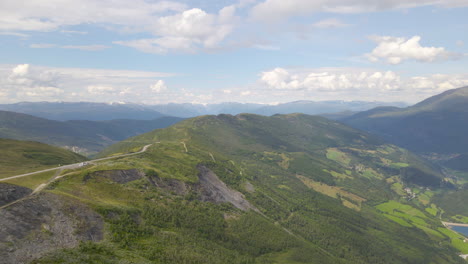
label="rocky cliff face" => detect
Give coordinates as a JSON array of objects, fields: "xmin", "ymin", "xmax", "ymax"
[
  {"xmin": 196, "ymin": 165, "xmax": 257, "ymax": 212},
  {"xmin": 0, "ymin": 183, "xmax": 32, "ymax": 207},
  {"xmin": 0, "ymin": 192, "xmax": 103, "ymax": 264},
  {"xmin": 0, "ymin": 165, "xmax": 256, "ymax": 263}
]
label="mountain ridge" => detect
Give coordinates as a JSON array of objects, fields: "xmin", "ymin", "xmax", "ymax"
[
  {"xmin": 342, "ymin": 86, "xmax": 468, "ymax": 154},
  {"xmin": 0, "ymin": 110, "xmax": 183, "ymax": 155}
]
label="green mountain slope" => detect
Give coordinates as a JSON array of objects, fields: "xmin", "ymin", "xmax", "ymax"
[
  {"xmin": 0, "ymin": 110, "xmax": 183, "ymax": 155},
  {"xmin": 0, "ymin": 138, "xmax": 87, "ymax": 178},
  {"xmin": 342, "ymin": 86, "xmax": 468, "ymax": 155},
  {"xmin": 1, "ymin": 114, "xmax": 466, "ymax": 264}
]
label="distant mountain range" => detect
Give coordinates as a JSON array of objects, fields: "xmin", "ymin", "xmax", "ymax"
[
  {"xmin": 0, "ymin": 100, "xmax": 407, "ymax": 120},
  {"xmin": 0, "ymin": 102, "xmax": 165, "ymax": 121},
  {"xmin": 135, "ymin": 100, "xmax": 408, "ymax": 118},
  {"xmin": 0, "ymin": 110, "xmax": 183, "ymax": 155},
  {"xmin": 342, "ymin": 86, "xmax": 468, "ymax": 171}
]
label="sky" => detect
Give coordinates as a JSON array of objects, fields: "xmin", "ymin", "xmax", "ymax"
[{"xmin": 0, "ymin": 0, "xmax": 467, "ymax": 105}]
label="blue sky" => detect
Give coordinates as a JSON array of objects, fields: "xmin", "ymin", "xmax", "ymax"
[{"xmin": 0, "ymin": 0, "xmax": 467, "ymax": 104}]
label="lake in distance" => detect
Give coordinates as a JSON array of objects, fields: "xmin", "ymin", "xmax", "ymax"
[{"xmin": 450, "ymin": 226, "xmax": 468, "ymax": 237}]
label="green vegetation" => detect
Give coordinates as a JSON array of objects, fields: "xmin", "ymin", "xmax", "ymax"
[
  {"xmin": 5, "ymin": 113, "xmax": 467, "ymax": 263},
  {"xmin": 0, "ymin": 138, "xmax": 86, "ymax": 178},
  {"xmin": 3, "ymin": 170, "xmax": 57, "ymax": 189},
  {"xmin": 433, "ymin": 190, "xmax": 468, "ymax": 221},
  {"xmin": 326, "ymin": 148, "xmax": 351, "ymax": 166}
]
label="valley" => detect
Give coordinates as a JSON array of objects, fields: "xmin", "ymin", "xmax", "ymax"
[{"xmin": 3, "ymin": 111, "xmax": 468, "ymax": 263}]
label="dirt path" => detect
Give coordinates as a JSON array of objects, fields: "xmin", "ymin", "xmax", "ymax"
[
  {"xmin": 0, "ymin": 144, "xmax": 153, "ymax": 210},
  {"xmin": 181, "ymin": 142, "xmax": 188, "ymax": 153}
]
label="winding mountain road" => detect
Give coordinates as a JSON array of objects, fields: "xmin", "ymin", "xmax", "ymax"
[{"xmin": 0, "ymin": 144, "xmax": 152, "ymax": 182}]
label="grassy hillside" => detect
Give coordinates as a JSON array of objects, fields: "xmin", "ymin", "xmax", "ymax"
[
  {"xmin": 7, "ymin": 113, "xmax": 464, "ymax": 263},
  {"xmin": 0, "ymin": 138, "xmax": 87, "ymax": 178},
  {"xmin": 0, "ymin": 110, "xmax": 183, "ymax": 155}
]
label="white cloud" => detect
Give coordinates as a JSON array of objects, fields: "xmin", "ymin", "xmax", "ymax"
[
  {"xmin": 115, "ymin": 7, "xmax": 237, "ymax": 53},
  {"xmin": 456, "ymin": 40, "xmax": 465, "ymax": 47},
  {"xmin": 0, "ymin": 32, "xmax": 29, "ymax": 37},
  {"xmin": 251, "ymin": 0, "xmax": 468, "ymax": 22},
  {"xmin": 150, "ymin": 80, "xmax": 167, "ymax": 93},
  {"xmin": 61, "ymin": 45, "xmax": 110, "ymax": 51},
  {"xmin": 115, "ymin": 37, "xmax": 195, "ymax": 54},
  {"xmin": 31, "ymin": 43, "xmax": 109, "ymax": 51},
  {"xmin": 30, "ymin": 43, "xmax": 57, "ymax": 49},
  {"xmin": 60, "ymin": 30, "xmax": 88, "ymax": 35},
  {"xmin": 0, "ymin": 0, "xmax": 237, "ymax": 54},
  {"xmin": 11, "ymin": 64, "xmax": 30, "ymax": 76},
  {"xmin": 258, "ymin": 67, "xmax": 468, "ymax": 102},
  {"xmin": 261, "ymin": 68, "xmax": 402, "ymax": 91},
  {"xmin": 19, "ymin": 86, "xmax": 64, "ymax": 97},
  {"xmin": 2, "ymin": 64, "xmax": 468, "ymax": 105},
  {"xmin": 87, "ymin": 85, "xmax": 116, "ymax": 94},
  {"xmin": 0, "ymin": 64, "xmax": 176, "ymax": 103},
  {"xmin": 0, "ymin": 0, "xmax": 187, "ymax": 32},
  {"xmin": 366, "ymin": 35, "xmax": 460, "ymax": 64},
  {"xmin": 311, "ymin": 18, "xmax": 350, "ymax": 29}
]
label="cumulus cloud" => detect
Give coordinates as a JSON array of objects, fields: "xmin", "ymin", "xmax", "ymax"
[
  {"xmin": 0, "ymin": 64, "xmax": 175, "ymax": 103},
  {"xmin": 0, "ymin": 0, "xmax": 237, "ymax": 54},
  {"xmin": 260, "ymin": 67, "xmax": 402, "ymax": 91},
  {"xmin": 366, "ymin": 35, "xmax": 460, "ymax": 64},
  {"xmin": 115, "ymin": 7, "xmax": 237, "ymax": 53},
  {"xmin": 2, "ymin": 64, "xmax": 468, "ymax": 105},
  {"xmin": 258, "ymin": 67, "xmax": 468, "ymax": 102},
  {"xmin": 11, "ymin": 64, "xmax": 30, "ymax": 76},
  {"xmin": 150, "ymin": 80, "xmax": 167, "ymax": 93},
  {"xmin": 251, "ymin": 0, "xmax": 468, "ymax": 22}
]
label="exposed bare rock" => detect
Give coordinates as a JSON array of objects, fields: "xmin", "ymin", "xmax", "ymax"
[
  {"xmin": 0, "ymin": 183, "xmax": 32, "ymax": 207},
  {"xmin": 196, "ymin": 165, "xmax": 257, "ymax": 212},
  {"xmin": 84, "ymin": 169, "xmax": 144, "ymax": 184},
  {"xmin": 0, "ymin": 193, "xmax": 103, "ymax": 264},
  {"xmin": 147, "ymin": 175, "xmax": 190, "ymax": 196},
  {"xmin": 144, "ymin": 166, "xmax": 257, "ymax": 211}
]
